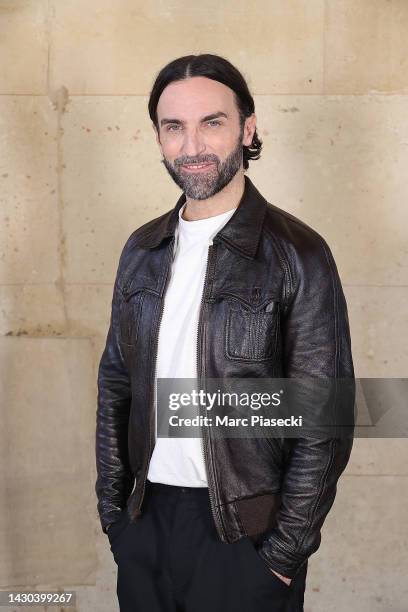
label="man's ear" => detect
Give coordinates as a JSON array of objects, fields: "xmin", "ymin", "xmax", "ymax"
[{"xmin": 243, "ymin": 113, "xmax": 257, "ymax": 147}]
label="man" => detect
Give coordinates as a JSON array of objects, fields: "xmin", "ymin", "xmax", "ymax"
[{"xmin": 95, "ymin": 54, "xmax": 355, "ymax": 612}]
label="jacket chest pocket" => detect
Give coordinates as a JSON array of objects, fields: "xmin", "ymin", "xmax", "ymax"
[
  {"xmin": 225, "ymin": 298, "xmax": 280, "ymax": 362},
  {"xmin": 118, "ymin": 288, "xmax": 145, "ymax": 347}
]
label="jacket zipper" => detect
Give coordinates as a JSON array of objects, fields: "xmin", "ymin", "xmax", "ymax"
[
  {"xmin": 196, "ymin": 240, "xmax": 227, "ymax": 540},
  {"xmin": 134, "ymin": 236, "xmax": 175, "ymax": 516}
]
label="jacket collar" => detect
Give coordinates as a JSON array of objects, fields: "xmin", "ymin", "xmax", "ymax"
[{"xmin": 135, "ymin": 174, "xmax": 268, "ymax": 259}]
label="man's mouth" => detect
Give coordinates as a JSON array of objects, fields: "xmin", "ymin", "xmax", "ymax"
[{"xmin": 181, "ymin": 162, "xmax": 215, "ymax": 172}]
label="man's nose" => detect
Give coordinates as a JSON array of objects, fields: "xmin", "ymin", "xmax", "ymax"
[{"xmin": 181, "ymin": 128, "xmax": 206, "ymax": 158}]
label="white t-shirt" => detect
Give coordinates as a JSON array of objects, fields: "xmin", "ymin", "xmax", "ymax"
[{"xmin": 147, "ymin": 201, "xmax": 237, "ymax": 487}]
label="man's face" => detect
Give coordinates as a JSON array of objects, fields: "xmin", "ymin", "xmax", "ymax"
[{"xmin": 154, "ymin": 76, "xmax": 254, "ymax": 200}]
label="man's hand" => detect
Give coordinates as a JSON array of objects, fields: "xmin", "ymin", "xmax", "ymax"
[{"xmin": 270, "ymin": 569, "xmax": 292, "ymax": 586}]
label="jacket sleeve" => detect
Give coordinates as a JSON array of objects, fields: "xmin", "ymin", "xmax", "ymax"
[
  {"xmin": 257, "ymin": 233, "xmax": 355, "ymax": 579},
  {"xmin": 95, "ymin": 244, "xmax": 135, "ymax": 534}
]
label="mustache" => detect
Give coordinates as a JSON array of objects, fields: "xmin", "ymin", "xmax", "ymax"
[{"xmin": 176, "ymin": 158, "xmax": 218, "ymax": 166}]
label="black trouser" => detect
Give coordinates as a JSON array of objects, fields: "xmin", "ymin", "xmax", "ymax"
[{"xmin": 108, "ymin": 479, "xmax": 307, "ymax": 612}]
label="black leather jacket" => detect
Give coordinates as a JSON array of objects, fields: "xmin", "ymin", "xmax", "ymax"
[{"xmin": 95, "ymin": 175, "xmax": 355, "ymax": 579}]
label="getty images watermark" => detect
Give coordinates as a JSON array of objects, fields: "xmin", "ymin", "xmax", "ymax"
[
  {"xmin": 156, "ymin": 377, "xmax": 408, "ymax": 439},
  {"xmin": 167, "ymin": 387, "xmax": 302, "ymax": 429}
]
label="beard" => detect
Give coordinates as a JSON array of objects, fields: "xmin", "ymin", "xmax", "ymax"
[{"xmin": 160, "ymin": 126, "xmax": 245, "ymax": 201}]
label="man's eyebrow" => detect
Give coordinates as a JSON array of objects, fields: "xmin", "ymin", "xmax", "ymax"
[{"xmin": 160, "ymin": 111, "xmax": 228, "ymax": 127}]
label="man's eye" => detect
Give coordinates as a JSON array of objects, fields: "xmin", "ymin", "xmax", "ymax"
[{"xmin": 165, "ymin": 121, "xmax": 221, "ymax": 132}]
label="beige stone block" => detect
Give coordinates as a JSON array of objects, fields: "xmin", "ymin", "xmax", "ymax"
[
  {"xmin": 0, "ymin": 337, "xmax": 97, "ymax": 586},
  {"xmin": 346, "ymin": 438, "xmax": 408, "ymax": 476},
  {"xmin": 60, "ymin": 96, "xmax": 180, "ymax": 284},
  {"xmin": 65, "ymin": 283, "xmax": 112, "ymax": 337},
  {"xmin": 0, "ymin": 281, "xmax": 117, "ymax": 342},
  {"xmin": 0, "ymin": 284, "xmax": 66, "ymax": 337},
  {"xmin": 345, "ymin": 286, "xmax": 408, "ymax": 378},
  {"xmin": 251, "ymin": 95, "xmax": 408, "ymax": 286},
  {"xmin": 61, "ymin": 94, "xmax": 408, "ymax": 286},
  {"xmin": 326, "ymin": 0, "xmax": 408, "ymax": 94},
  {"xmin": 49, "ymin": 0, "xmax": 324, "ymax": 95},
  {"xmin": 0, "ymin": 96, "xmax": 59, "ymax": 284},
  {"xmin": 305, "ymin": 476, "xmax": 408, "ymax": 611},
  {"xmin": 59, "ymin": 93, "xmax": 408, "ymax": 285},
  {"xmin": 31, "ymin": 520, "xmax": 118, "ymax": 612},
  {"xmin": 0, "ymin": 0, "xmax": 49, "ymax": 94}
]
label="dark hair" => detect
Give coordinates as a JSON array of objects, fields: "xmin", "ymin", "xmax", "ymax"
[{"xmin": 148, "ymin": 54, "xmax": 262, "ymax": 170}]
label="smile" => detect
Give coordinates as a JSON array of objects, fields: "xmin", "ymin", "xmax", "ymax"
[{"xmin": 181, "ymin": 163, "xmax": 215, "ymax": 172}]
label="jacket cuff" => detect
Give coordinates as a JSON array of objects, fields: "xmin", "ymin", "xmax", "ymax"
[
  {"xmin": 101, "ymin": 511, "xmax": 123, "ymax": 535},
  {"xmin": 256, "ymin": 538, "xmax": 307, "ymax": 579}
]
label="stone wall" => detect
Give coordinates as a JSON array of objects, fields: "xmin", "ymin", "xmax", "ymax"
[{"xmin": 0, "ymin": 2, "xmax": 407, "ymax": 610}]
